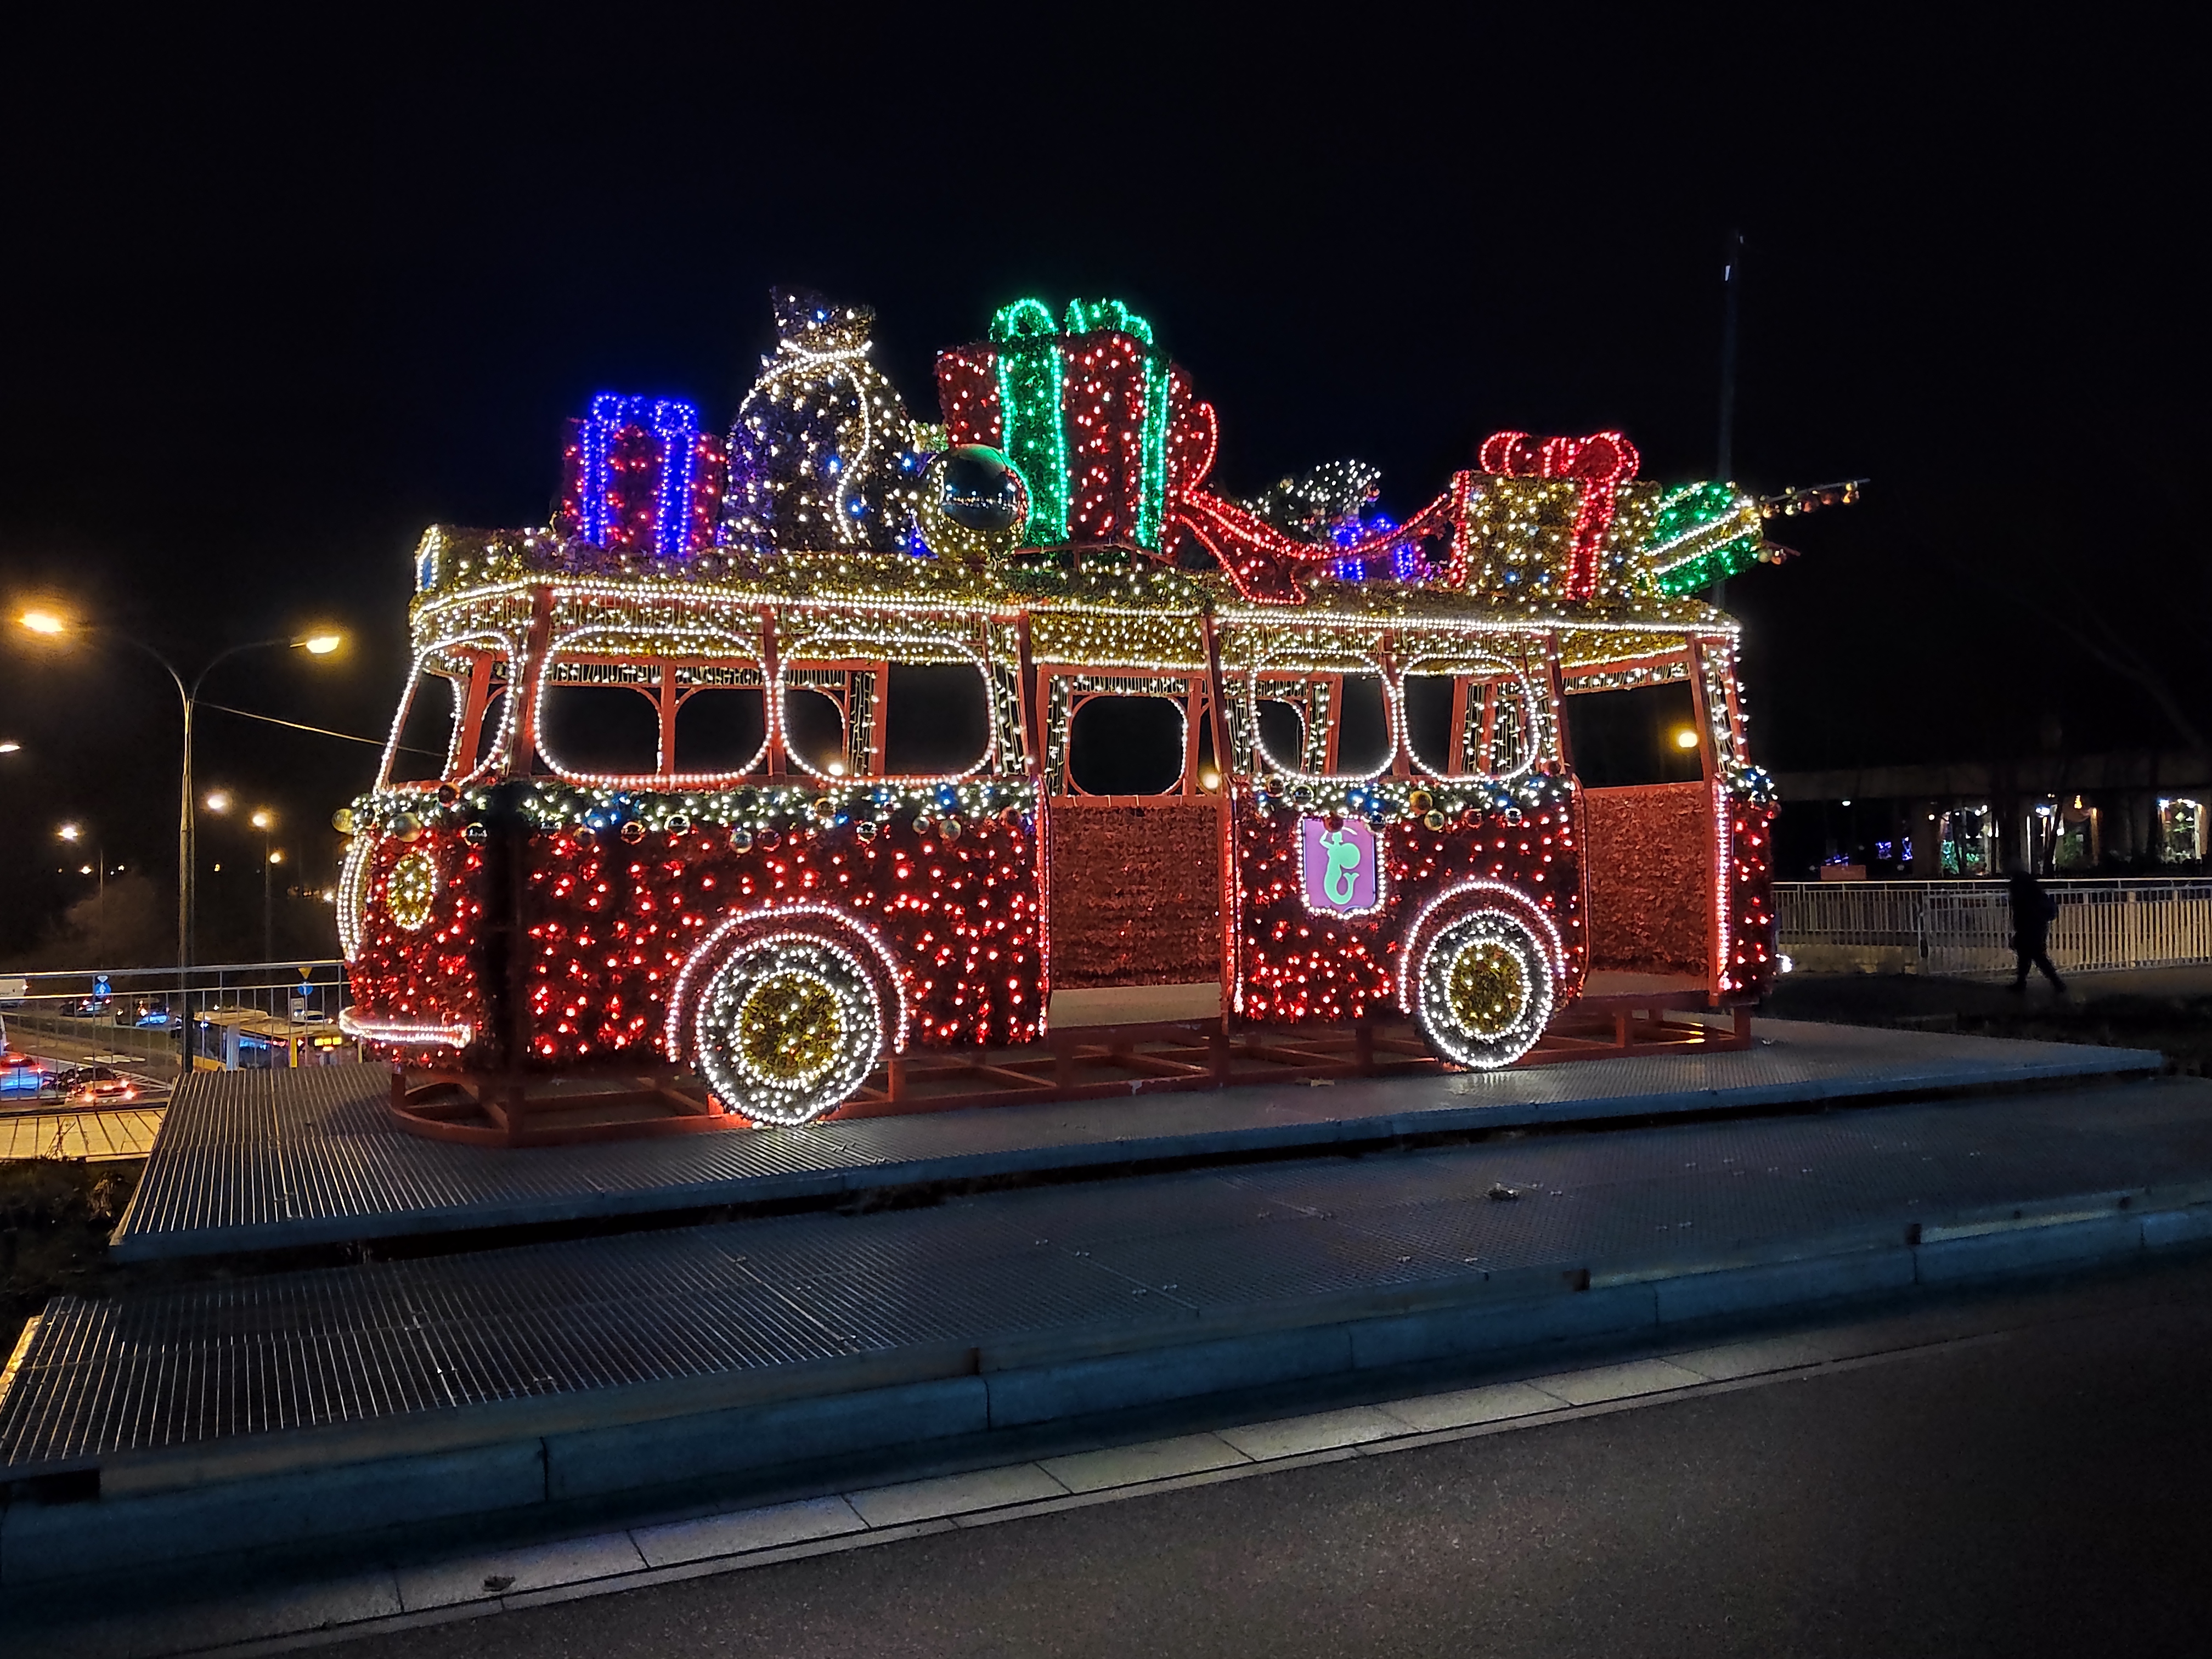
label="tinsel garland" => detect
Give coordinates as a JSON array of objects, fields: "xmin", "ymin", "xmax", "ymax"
[
  {"xmin": 1048, "ymin": 804, "xmax": 1223, "ymax": 988},
  {"xmin": 1579, "ymin": 782, "xmax": 1714, "ymax": 975}
]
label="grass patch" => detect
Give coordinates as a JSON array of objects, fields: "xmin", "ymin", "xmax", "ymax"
[{"xmin": 2, "ymin": 1159, "xmax": 141, "ymax": 1360}]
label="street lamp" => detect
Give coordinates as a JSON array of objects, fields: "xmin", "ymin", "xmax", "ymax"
[
  {"xmin": 58, "ymin": 822, "xmax": 106, "ymax": 926},
  {"xmin": 13, "ymin": 613, "xmax": 347, "ymax": 990},
  {"xmin": 0, "ymin": 741, "xmax": 21, "ymax": 754}
]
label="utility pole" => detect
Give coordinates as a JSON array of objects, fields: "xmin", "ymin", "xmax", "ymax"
[
  {"xmin": 1717, "ymin": 229, "xmax": 1743, "ymax": 481},
  {"xmin": 1712, "ymin": 228, "xmax": 1743, "ymax": 608}
]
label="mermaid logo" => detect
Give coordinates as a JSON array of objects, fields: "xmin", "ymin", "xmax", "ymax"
[
  {"xmin": 1299, "ymin": 816, "xmax": 1381, "ymax": 915},
  {"xmin": 1322, "ymin": 832, "xmax": 1364, "ymax": 905}
]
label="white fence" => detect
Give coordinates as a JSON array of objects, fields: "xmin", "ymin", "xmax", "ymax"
[{"xmin": 1775, "ymin": 880, "xmax": 2212, "ymax": 977}]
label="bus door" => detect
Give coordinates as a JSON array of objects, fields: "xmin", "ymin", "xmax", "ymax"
[{"xmin": 1039, "ymin": 668, "xmax": 1227, "ymax": 1026}]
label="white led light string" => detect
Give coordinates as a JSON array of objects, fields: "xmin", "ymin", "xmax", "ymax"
[
  {"xmin": 777, "ymin": 629, "xmax": 998, "ymax": 786},
  {"xmin": 377, "ymin": 630, "xmax": 524, "ymax": 793},
  {"xmin": 531, "ymin": 623, "xmax": 769, "ymax": 789}
]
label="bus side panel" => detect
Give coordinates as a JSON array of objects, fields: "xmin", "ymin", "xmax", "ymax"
[
  {"xmin": 514, "ymin": 812, "xmax": 1046, "ymax": 1063},
  {"xmin": 1232, "ymin": 799, "xmax": 1585, "ymax": 1025}
]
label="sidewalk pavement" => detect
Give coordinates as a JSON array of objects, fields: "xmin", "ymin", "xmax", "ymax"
[
  {"xmin": 0, "ymin": 1106, "xmax": 162, "ymax": 1163},
  {"xmin": 1771, "ymin": 962, "xmax": 2212, "ymax": 1019}
]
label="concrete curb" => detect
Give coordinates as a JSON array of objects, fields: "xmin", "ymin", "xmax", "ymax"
[{"xmin": 9, "ymin": 1190, "xmax": 2208, "ymax": 1588}]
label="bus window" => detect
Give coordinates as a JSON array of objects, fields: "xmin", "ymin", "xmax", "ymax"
[
  {"xmin": 1255, "ymin": 699, "xmax": 1306, "ymax": 771},
  {"xmin": 782, "ymin": 685, "xmax": 848, "ymax": 775},
  {"xmin": 882, "ymin": 662, "xmax": 991, "ymax": 777},
  {"xmin": 1069, "ymin": 696, "xmax": 1184, "ymax": 795},
  {"xmin": 386, "ymin": 667, "xmax": 461, "ymax": 786},
  {"xmin": 1565, "ymin": 681, "xmax": 1703, "ymax": 786},
  {"xmin": 455, "ymin": 686, "xmax": 507, "ymax": 777},
  {"xmin": 385, "ymin": 644, "xmax": 513, "ymax": 787},
  {"xmin": 1474, "ymin": 680, "xmax": 1539, "ymax": 776},
  {"xmin": 672, "ymin": 684, "xmax": 768, "ymax": 777},
  {"xmin": 1401, "ymin": 675, "xmax": 1457, "ymax": 775},
  {"xmin": 1400, "ymin": 665, "xmax": 1541, "ymax": 778},
  {"xmin": 1329, "ymin": 675, "xmax": 1391, "ymax": 775},
  {"xmin": 538, "ymin": 673, "xmax": 660, "ymax": 778}
]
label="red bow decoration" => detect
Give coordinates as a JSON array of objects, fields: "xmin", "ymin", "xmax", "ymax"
[{"xmin": 1477, "ymin": 431, "xmax": 1640, "ymax": 601}]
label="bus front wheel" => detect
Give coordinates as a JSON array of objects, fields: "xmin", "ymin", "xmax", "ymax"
[{"xmin": 691, "ymin": 932, "xmax": 887, "ymax": 1126}]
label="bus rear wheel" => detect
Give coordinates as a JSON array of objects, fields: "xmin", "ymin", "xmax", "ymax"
[
  {"xmin": 692, "ymin": 933, "xmax": 885, "ymax": 1125},
  {"xmin": 1414, "ymin": 909, "xmax": 1556, "ymax": 1070}
]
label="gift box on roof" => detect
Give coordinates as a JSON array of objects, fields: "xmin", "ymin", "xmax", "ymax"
[
  {"xmin": 935, "ymin": 298, "xmax": 1181, "ymax": 552},
  {"xmin": 555, "ymin": 394, "xmax": 727, "ymax": 556}
]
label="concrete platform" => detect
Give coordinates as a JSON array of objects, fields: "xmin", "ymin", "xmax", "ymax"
[
  {"xmin": 110, "ymin": 1020, "xmax": 2160, "ymax": 1261},
  {"xmin": 7, "ymin": 1069, "xmax": 2211, "ymax": 1586}
]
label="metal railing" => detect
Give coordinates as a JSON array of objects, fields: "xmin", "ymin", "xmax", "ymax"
[
  {"xmin": 2, "ymin": 961, "xmax": 353, "ymax": 1070},
  {"xmin": 1776, "ymin": 880, "xmax": 2212, "ymax": 976}
]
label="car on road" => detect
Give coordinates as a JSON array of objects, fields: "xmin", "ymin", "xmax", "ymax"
[
  {"xmin": 2, "ymin": 1046, "xmax": 50, "ymax": 1098},
  {"xmin": 68, "ymin": 1070, "xmax": 142, "ymax": 1105}
]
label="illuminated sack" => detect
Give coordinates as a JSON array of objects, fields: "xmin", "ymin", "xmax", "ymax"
[{"xmin": 555, "ymin": 393, "xmax": 728, "ymax": 556}]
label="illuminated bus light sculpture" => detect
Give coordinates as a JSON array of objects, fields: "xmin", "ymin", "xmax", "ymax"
[{"xmin": 334, "ymin": 295, "xmax": 1832, "ymax": 1138}]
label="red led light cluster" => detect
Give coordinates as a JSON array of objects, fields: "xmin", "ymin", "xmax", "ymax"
[
  {"xmin": 344, "ymin": 829, "xmax": 492, "ymax": 1062},
  {"xmin": 1724, "ymin": 799, "xmax": 1780, "ymax": 996},
  {"xmin": 354, "ymin": 815, "xmax": 1044, "ymax": 1068}
]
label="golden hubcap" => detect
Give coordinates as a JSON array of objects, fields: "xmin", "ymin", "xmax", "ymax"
[
  {"xmin": 1446, "ymin": 939, "xmax": 1527, "ymax": 1037},
  {"xmin": 386, "ymin": 849, "xmax": 438, "ymax": 932},
  {"xmin": 736, "ymin": 972, "xmax": 844, "ymax": 1085}
]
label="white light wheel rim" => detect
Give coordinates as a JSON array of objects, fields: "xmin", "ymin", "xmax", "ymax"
[
  {"xmin": 1416, "ymin": 910, "xmax": 1555, "ymax": 1070},
  {"xmin": 695, "ymin": 935, "xmax": 883, "ymax": 1126}
]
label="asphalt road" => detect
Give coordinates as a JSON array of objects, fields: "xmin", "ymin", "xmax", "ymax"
[{"xmin": 337, "ymin": 1264, "xmax": 2212, "ymax": 1659}]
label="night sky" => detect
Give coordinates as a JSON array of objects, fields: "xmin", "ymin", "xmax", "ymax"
[{"xmin": 0, "ymin": 16, "xmax": 2197, "ymax": 961}]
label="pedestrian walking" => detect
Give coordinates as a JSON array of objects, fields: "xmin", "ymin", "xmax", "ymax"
[{"xmin": 2006, "ymin": 865, "xmax": 2066, "ymax": 992}]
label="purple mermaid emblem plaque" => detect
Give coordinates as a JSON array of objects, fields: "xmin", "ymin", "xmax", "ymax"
[{"xmin": 1297, "ymin": 816, "xmax": 1383, "ymax": 916}]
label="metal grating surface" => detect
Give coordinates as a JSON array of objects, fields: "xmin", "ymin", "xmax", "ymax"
[
  {"xmin": 12, "ymin": 1076, "xmax": 2212, "ymax": 1475},
  {"xmin": 112, "ymin": 1020, "xmax": 2162, "ymax": 1259}
]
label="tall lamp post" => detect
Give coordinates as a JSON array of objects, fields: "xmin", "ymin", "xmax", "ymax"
[
  {"xmin": 15, "ymin": 611, "xmax": 343, "ymax": 993},
  {"xmin": 250, "ymin": 808, "xmax": 280, "ymax": 964}
]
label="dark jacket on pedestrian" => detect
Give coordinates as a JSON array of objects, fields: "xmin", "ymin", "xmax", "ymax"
[{"xmin": 2008, "ymin": 872, "xmax": 2057, "ymax": 948}]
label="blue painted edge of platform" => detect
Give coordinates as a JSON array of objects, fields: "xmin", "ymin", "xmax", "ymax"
[{"xmin": 107, "ymin": 1023, "xmax": 2165, "ymax": 1263}]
